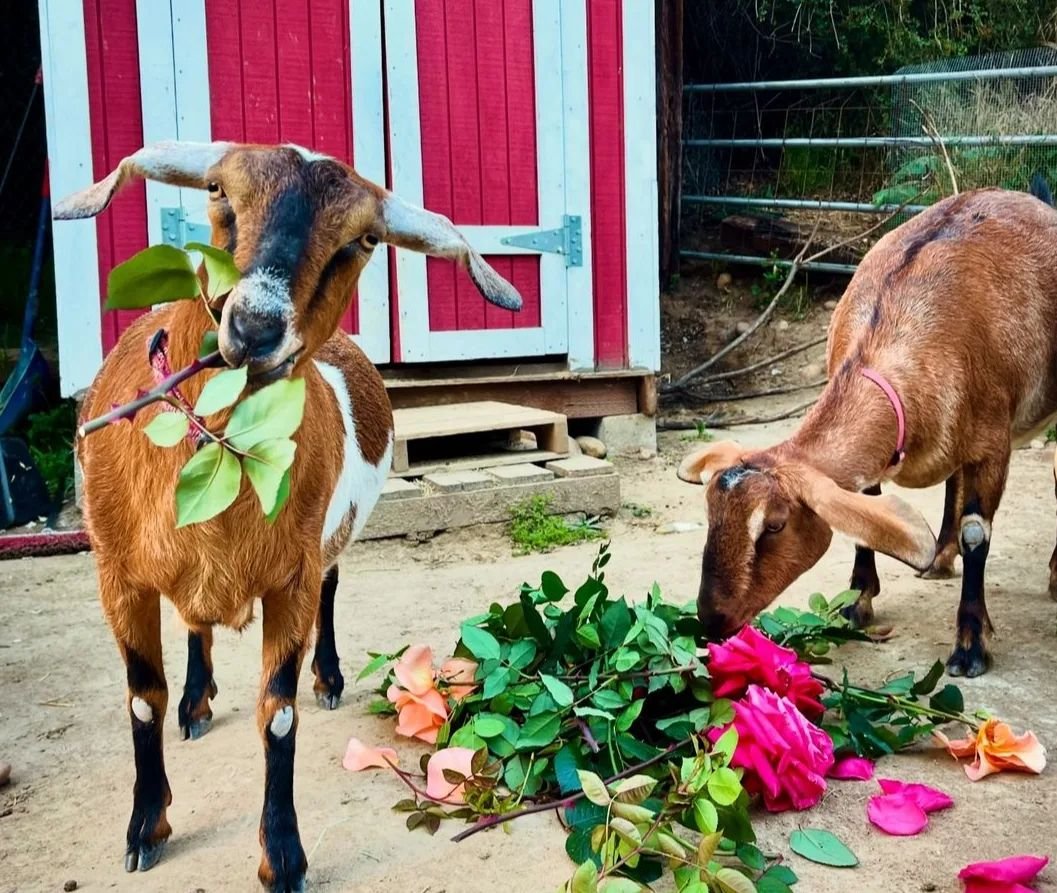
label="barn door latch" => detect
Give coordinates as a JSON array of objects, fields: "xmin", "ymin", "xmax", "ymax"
[
  {"xmin": 500, "ymin": 215, "xmax": 582, "ymax": 267},
  {"xmin": 159, "ymin": 207, "xmax": 212, "ymax": 248}
]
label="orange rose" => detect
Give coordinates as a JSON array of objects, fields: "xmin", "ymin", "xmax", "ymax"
[{"xmin": 935, "ymin": 719, "xmax": 1046, "ymax": 781}]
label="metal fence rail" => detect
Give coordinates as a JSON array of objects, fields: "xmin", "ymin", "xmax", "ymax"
[{"xmin": 680, "ymin": 50, "xmax": 1057, "ymax": 273}]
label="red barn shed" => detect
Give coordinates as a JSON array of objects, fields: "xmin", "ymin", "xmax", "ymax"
[{"xmin": 39, "ymin": 0, "xmax": 659, "ymax": 427}]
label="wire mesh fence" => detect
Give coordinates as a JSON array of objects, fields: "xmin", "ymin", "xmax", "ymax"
[{"xmin": 681, "ymin": 48, "xmax": 1057, "ymax": 273}]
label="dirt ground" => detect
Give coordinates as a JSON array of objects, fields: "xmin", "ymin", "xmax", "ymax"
[{"xmin": 2, "ymin": 421, "xmax": 1057, "ymax": 893}]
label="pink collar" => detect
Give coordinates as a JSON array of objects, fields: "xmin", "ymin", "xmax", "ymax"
[{"xmin": 861, "ymin": 368, "xmax": 906, "ymax": 466}]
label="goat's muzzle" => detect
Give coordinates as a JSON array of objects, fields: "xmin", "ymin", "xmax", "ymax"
[{"xmin": 218, "ymin": 273, "xmax": 301, "ymax": 378}]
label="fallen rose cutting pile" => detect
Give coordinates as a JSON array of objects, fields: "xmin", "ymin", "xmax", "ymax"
[{"xmin": 349, "ymin": 545, "xmax": 1048, "ymax": 892}]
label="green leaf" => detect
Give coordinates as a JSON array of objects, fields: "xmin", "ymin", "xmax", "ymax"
[
  {"xmin": 473, "ymin": 714, "xmax": 507, "ymax": 738},
  {"xmin": 194, "ymin": 366, "xmax": 248, "ymax": 417},
  {"xmin": 693, "ymin": 799, "xmax": 719, "ymax": 834},
  {"xmin": 911, "ymin": 660, "xmax": 945, "ymax": 696},
  {"xmin": 540, "ymin": 674, "xmax": 575, "ymax": 708},
  {"xmin": 243, "ymin": 438, "xmax": 297, "ymax": 514},
  {"xmin": 519, "ymin": 592, "xmax": 552, "ymax": 646},
  {"xmin": 175, "ymin": 442, "xmax": 242, "ymax": 526},
  {"xmin": 757, "ymin": 865, "xmax": 797, "ymax": 891},
  {"xmin": 612, "ymin": 775, "xmax": 656, "ymax": 804},
  {"xmin": 789, "ymin": 828, "xmax": 858, "ymax": 867},
  {"xmin": 199, "ymin": 330, "xmax": 219, "ymax": 359},
  {"xmin": 707, "ymin": 767, "xmax": 742, "ymax": 806},
  {"xmin": 609, "ymin": 817, "xmax": 642, "ymax": 846},
  {"xmin": 106, "ymin": 243, "xmax": 200, "ymax": 309},
  {"xmin": 611, "ymin": 802, "xmax": 654, "ymax": 824},
  {"xmin": 508, "ymin": 639, "xmax": 538, "ymax": 670},
  {"xmin": 555, "ymin": 744, "xmax": 584, "ymax": 794},
  {"xmin": 143, "ymin": 411, "xmax": 189, "ymax": 447},
  {"xmin": 736, "ymin": 843, "xmax": 766, "ymax": 871},
  {"xmin": 600, "ymin": 598, "xmax": 632, "ymax": 648},
  {"xmin": 460, "ymin": 625, "xmax": 502, "ymax": 661},
  {"xmin": 224, "ymin": 377, "xmax": 306, "ymax": 452},
  {"xmin": 616, "ymin": 699, "xmax": 645, "ymax": 733},
  {"xmin": 598, "ymin": 880, "xmax": 643, "ymax": 893},
  {"xmin": 263, "ymin": 468, "xmax": 291, "ymax": 524},
  {"xmin": 710, "ymin": 699, "xmax": 735, "ymax": 727},
  {"xmin": 449, "ymin": 725, "xmax": 486, "ymax": 751},
  {"xmin": 808, "ymin": 592, "xmax": 828, "ymax": 615},
  {"xmin": 541, "ymin": 570, "xmax": 570, "ymax": 602},
  {"xmin": 356, "ymin": 652, "xmax": 391, "ymax": 682},
  {"xmin": 576, "ymin": 624, "xmax": 602, "ymax": 650},
  {"xmin": 714, "ymin": 867, "xmax": 757, "ymax": 893},
  {"xmin": 930, "ymin": 683, "xmax": 965, "ymax": 714},
  {"xmin": 576, "ymin": 770, "xmax": 611, "ymax": 807},
  {"xmin": 593, "ymin": 689, "xmax": 628, "ymax": 711},
  {"xmin": 574, "ymin": 706, "xmax": 615, "ymax": 721},
  {"xmin": 185, "ymin": 241, "xmax": 241, "ymax": 300},
  {"xmin": 483, "ymin": 666, "xmax": 513, "ymax": 699},
  {"xmin": 712, "ymin": 726, "xmax": 739, "ymax": 762},
  {"xmin": 517, "ymin": 712, "xmax": 561, "ymax": 750},
  {"xmin": 571, "ymin": 860, "xmax": 599, "ymax": 893}
]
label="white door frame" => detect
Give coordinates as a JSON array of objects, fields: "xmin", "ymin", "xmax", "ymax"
[
  {"xmin": 383, "ymin": 0, "xmax": 593, "ymax": 366},
  {"xmin": 161, "ymin": 0, "xmax": 393, "ymax": 363}
]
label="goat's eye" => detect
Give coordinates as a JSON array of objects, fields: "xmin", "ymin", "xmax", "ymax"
[
  {"xmin": 207, "ymin": 182, "xmax": 225, "ymax": 198},
  {"xmin": 361, "ymin": 233, "xmax": 380, "ymax": 249},
  {"xmin": 765, "ymin": 520, "xmax": 786, "ymax": 534}
]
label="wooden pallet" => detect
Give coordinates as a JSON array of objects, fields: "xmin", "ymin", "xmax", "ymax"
[{"xmin": 391, "ymin": 401, "xmax": 569, "ymax": 474}]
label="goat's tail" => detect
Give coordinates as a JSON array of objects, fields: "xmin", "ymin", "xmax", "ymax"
[{"xmin": 1030, "ymin": 170, "xmax": 1054, "ymax": 207}]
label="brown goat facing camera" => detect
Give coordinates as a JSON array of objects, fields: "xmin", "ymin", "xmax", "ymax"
[
  {"xmin": 678, "ymin": 182, "xmax": 1057, "ymax": 680},
  {"xmin": 55, "ymin": 141, "xmax": 522, "ymax": 892}
]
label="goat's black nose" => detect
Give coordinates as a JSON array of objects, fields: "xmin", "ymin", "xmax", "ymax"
[{"xmin": 228, "ymin": 306, "xmax": 285, "ymax": 361}]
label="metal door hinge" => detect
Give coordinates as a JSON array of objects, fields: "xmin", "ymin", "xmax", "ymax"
[
  {"xmin": 160, "ymin": 207, "xmax": 212, "ymax": 247},
  {"xmin": 499, "ymin": 215, "xmax": 582, "ymax": 266}
]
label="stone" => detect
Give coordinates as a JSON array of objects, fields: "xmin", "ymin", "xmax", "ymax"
[
  {"xmin": 638, "ymin": 448, "xmax": 657, "ymax": 460},
  {"xmin": 380, "ymin": 477, "xmax": 422, "ymax": 500},
  {"xmin": 1031, "ymin": 438, "xmax": 1046, "ymax": 450},
  {"xmin": 596, "ymin": 414, "xmax": 657, "ymax": 457},
  {"xmin": 64, "ymin": 882, "xmax": 78, "ymax": 892},
  {"xmin": 545, "ymin": 456, "xmax": 615, "ymax": 478},
  {"xmin": 777, "ymin": 320, "xmax": 790, "ymax": 331},
  {"xmin": 506, "ymin": 429, "xmax": 538, "ymax": 451},
  {"xmin": 488, "ymin": 464, "xmax": 555, "ymax": 485},
  {"xmin": 801, "ymin": 362, "xmax": 824, "ymax": 381},
  {"xmin": 566, "ymin": 437, "xmax": 583, "ymax": 457},
  {"xmin": 735, "ymin": 321, "xmax": 752, "ymax": 335},
  {"xmin": 0, "ymin": 761, "xmax": 10, "ymax": 788},
  {"xmin": 575, "ymin": 435, "xmax": 607, "ymax": 459},
  {"xmin": 823, "ymin": 299, "xmax": 839, "ymax": 311},
  {"xmin": 716, "ymin": 272, "xmax": 733, "ymax": 290},
  {"xmin": 423, "ymin": 470, "xmax": 496, "ymax": 493},
  {"xmin": 657, "ymin": 521, "xmax": 705, "ymax": 535}
]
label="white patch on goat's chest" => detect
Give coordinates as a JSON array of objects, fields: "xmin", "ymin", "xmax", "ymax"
[{"xmin": 315, "ymin": 360, "xmax": 393, "ymax": 551}]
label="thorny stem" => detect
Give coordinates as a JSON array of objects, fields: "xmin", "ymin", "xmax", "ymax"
[
  {"xmin": 450, "ymin": 738, "xmax": 693, "ymax": 843},
  {"xmin": 813, "ymin": 672, "xmax": 978, "ymax": 729},
  {"xmin": 78, "ymin": 350, "xmax": 226, "ymax": 436},
  {"xmin": 383, "ymin": 756, "xmax": 467, "ymax": 808}
]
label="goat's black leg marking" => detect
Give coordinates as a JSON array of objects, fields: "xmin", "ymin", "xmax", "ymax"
[
  {"xmin": 842, "ymin": 484, "xmax": 882, "ymax": 627},
  {"xmin": 258, "ymin": 596, "xmax": 311, "ymax": 893},
  {"xmin": 924, "ymin": 472, "xmax": 963, "ymax": 579},
  {"xmin": 179, "ymin": 627, "xmax": 218, "ymax": 740},
  {"xmin": 1048, "ymin": 471, "xmax": 1057, "ymax": 601},
  {"xmin": 108, "ymin": 594, "xmax": 172, "ymax": 873},
  {"xmin": 311, "ymin": 566, "xmax": 344, "ymax": 710},
  {"xmin": 947, "ymin": 456, "xmax": 1007, "ymax": 678}
]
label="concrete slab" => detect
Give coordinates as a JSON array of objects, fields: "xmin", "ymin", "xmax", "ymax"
[
  {"xmin": 596, "ymin": 413, "xmax": 657, "ymax": 457},
  {"xmin": 380, "ymin": 478, "xmax": 422, "ymax": 500},
  {"xmin": 422, "ymin": 470, "xmax": 496, "ymax": 493},
  {"xmin": 545, "ymin": 456, "xmax": 615, "ymax": 478},
  {"xmin": 487, "ymin": 464, "xmax": 555, "ymax": 484}
]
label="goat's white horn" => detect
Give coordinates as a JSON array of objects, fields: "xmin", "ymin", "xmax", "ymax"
[
  {"xmin": 380, "ymin": 193, "xmax": 523, "ymax": 312},
  {"xmin": 54, "ymin": 141, "xmax": 234, "ymax": 220}
]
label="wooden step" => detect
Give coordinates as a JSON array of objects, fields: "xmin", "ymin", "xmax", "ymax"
[{"xmin": 391, "ymin": 401, "xmax": 569, "ymax": 474}]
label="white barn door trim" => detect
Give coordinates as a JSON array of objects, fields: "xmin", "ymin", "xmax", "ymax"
[
  {"xmin": 160, "ymin": 0, "xmax": 392, "ymax": 363},
  {"xmin": 38, "ymin": 0, "xmax": 104, "ymax": 398},
  {"xmin": 383, "ymin": 0, "xmax": 590, "ymax": 365}
]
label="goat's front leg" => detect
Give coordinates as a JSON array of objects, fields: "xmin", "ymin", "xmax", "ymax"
[
  {"xmin": 257, "ymin": 588, "xmax": 316, "ymax": 892},
  {"xmin": 1048, "ymin": 468, "xmax": 1057, "ymax": 600},
  {"xmin": 100, "ymin": 579, "xmax": 172, "ymax": 872},
  {"xmin": 923, "ymin": 472, "xmax": 964, "ymax": 579},
  {"xmin": 841, "ymin": 484, "xmax": 882, "ymax": 627},
  {"xmin": 946, "ymin": 456, "xmax": 1008, "ymax": 677},
  {"xmin": 311, "ymin": 566, "xmax": 344, "ymax": 710},
  {"xmin": 179, "ymin": 626, "xmax": 218, "ymax": 740}
]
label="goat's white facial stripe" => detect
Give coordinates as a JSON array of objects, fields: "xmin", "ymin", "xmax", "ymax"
[
  {"xmin": 315, "ymin": 360, "xmax": 394, "ymax": 545},
  {"xmin": 747, "ymin": 506, "xmax": 766, "ymax": 542},
  {"xmin": 131, "ymin": 697, "xmax": 153, "ymax": 724},
  {"xmin": 237, "ymin": 268, "xmax": 293, "ymax": 320},
  {"xmin": 270, "ymin": 705, "xmax": 294, "ymax": 739}
]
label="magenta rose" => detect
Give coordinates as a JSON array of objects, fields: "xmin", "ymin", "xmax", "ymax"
[
  {"xmin": 707, "ymin": 626, "xmax": 825, "ymax": 719},
  {"xmin": 715, "ymin": 684, "xmax": 834, "ymax": 812}
]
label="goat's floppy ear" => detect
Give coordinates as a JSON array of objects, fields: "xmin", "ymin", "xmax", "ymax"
[
  {"xmin": 380, "ymin": 193, "xmax": 522, "ymax": 311},
  {"xmin": 796, "ymin": 467, "xmax": 936, "ymax": 571},
  {"xmin": 677, "ymin": 440, "xmax": 745, "ymax": 485},
  {"xmin": 54, "ymin": 141, "xmax": 233, "ymax": 220}
]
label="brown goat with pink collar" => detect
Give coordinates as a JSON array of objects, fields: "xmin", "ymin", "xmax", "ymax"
[{"xmin": 678, "ymin": 184, "xmax": 1057, "ymax": 678}]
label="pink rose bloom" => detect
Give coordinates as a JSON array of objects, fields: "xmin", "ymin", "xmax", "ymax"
[
  {"xmin": 708, "ymin": 626, "xmax": 825, "ymax": 719},
  {"xmin": 715, "ymin": 684, "xmax": 834, "ymax": 812}
]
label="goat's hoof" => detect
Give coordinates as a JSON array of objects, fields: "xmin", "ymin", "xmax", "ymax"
[
  {"xmin": 946, "ymin": 643, "xmax": 992, "ymax": 678},
  {"xmin": 181, "ymin": 715, "xmax": 213, "ymax": 740},
  {"xmin": 840, "ymin": 600, "xmax": 874, "ymax": 629},
  {"xmin": 259, "ymin": 838, "xmax": 307, "ymax": 893},
  {"xmin": 315, "ymin": 689, "xmax": 342, "ymax": 710},
  {"xmin": 1049, "ymin": 579, "xmax": 1057, "ymax": 602},
  {"xmin": 124, "ymin": 838, "xmax": 166, "ymax": 873},
  {"xmin": 922, "ymin": 563, "xmax": 956, "ymax": 580}
]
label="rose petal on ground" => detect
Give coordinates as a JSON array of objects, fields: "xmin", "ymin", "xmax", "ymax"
[
  {"xmin": 962, "ymin": 882, "xmax": 1036, "ymax": 893},
  {"xmin": 867, "ymin": 793, "xmax": 929, "ymax": 836},
  {"xmin": 829, "ymin": 757, "xmax": 875, "ymax": 780},
  {"xmin": 877, "ymin": 778, "xmax": 953, "ymax": 813},
  {"xmin": 341, "ymin": 737, "xmax": 398, "ymax": 772},
  {"xmin": 959, "ymin": 855, "xmax": 1049, "ymax": 884}
]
